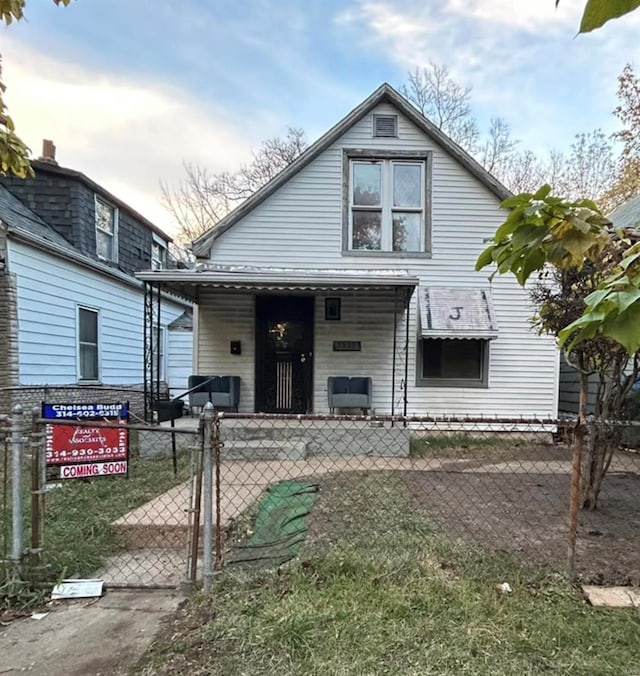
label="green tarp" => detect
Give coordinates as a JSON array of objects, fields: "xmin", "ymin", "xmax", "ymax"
[{"xmin": 228, "ymin": 480, "xmax": 318, "ymax": 569}]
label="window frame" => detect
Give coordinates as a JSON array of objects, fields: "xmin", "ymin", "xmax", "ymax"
[
  {"xmin": 151, "ymin": 241, "xmax": 167, "ymax": 270},
  {"xmin": 151, "ymin": 325, "xmax": 166, "ymax": 382},
  {"xmin": 95, "ymin": 195, "xmax": 119, "ymax": 263},
  {"xmin": 342, "ymin": 149, "xmax": 432, "ymax": 257},
  {"xmin": 415, "ymin": 338, "xmax": 490, "ymax": 388},
  {"xmin": 77, "ymin": 306, "xmax": 101, "ymax": 383}
]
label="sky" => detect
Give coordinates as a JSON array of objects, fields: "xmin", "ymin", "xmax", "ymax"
[{"xmin": 2, "ymin": 0, "xmax": 640, "ymax": 236}]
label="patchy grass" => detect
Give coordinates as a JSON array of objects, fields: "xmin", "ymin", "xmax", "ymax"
[
  {"xmin": 409, "ymin": 433, "xmax": 527, "ymax": 458},
  {"xmin": 1, "ymin": 454, "xmax": 190, "ymax": 613},
  {"xmin": 135, "ymin": 474, "xmax": 640, "ymax": 676}
]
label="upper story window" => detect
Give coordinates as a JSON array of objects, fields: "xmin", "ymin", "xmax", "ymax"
[
  {"xmin": 95, "ymin": 196, "xmax": 118, "ymax": 262},
  {"xmin": 151, "ymin": 241, "xmax": 167, "ymax": 270},
  {"xmin": 344, "ymin": 151, "xmax": 430, "ymax": 254}
]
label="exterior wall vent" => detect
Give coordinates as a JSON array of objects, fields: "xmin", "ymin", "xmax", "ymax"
[{"xmin": 373, "ymin": 114, "xmax": 398, "ymax": 138}]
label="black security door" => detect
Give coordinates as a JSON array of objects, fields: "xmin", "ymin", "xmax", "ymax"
[{"xmin": 255, "ymin": 296, "xmax": 314, "ymax": 413}]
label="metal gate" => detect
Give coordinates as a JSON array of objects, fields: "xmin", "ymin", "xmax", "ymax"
[{"xmin": 5, "ymin": 409, "xmax": 206, "ymax": 590}]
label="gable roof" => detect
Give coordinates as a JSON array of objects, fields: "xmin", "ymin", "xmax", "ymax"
[
  {"xmin": 192, "ymin": 82, "xmax": 512, "ymax": 258},
  {"xmin": 608, "ymin": 194, "xmax": 640, "ymax": 230},
  {"xmin": 31, "ymin": 160, "xmax": 173, "ymax": 243}
]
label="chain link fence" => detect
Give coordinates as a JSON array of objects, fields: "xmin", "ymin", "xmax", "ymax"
[
  {"xmin": 205, "ymin": 413, "xmax": 640, "ymax": 588},
  {"xmin": 1, "ymin": 409, "xmax": 639, "ymax": 608}
]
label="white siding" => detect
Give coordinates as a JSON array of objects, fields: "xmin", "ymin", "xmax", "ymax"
[
  {"xmin": 167, "ymin": 329, "xmax": 193, "ymax": 399},
  {"xmin": 197, "ymin": 291, "xmax": 255, "ymax": 412},
  {"xmin": 199, "ymin": 102, "xmax": 559, "ymax": 417},
  {"xmin": 8, "ymin": 239, "xmax": 189, "ymax": 387}
]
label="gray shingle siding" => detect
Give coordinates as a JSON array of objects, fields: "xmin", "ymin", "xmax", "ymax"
[{"xmin": 1, "ymin": 169, "xmax": 165, "ymax": 277}]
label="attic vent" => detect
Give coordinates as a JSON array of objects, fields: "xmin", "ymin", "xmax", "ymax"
[{"xmin": 373, "ymin": 114, "xmax": 398, "ymax": 138}]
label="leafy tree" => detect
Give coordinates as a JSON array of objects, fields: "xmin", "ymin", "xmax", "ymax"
[
  {"xmin": 557, "ymin": 0, "xmax": 640, "ymax": 33},
  {"xmin": 0, "ymin": 0, "xmax": 72, "ymax": 177},
  {"xmin": 476, "ymin": 185, "xmax": 640, "ymax": 509},
  {"xmin": 161, "ymin": 128, "xmax": 306, "ymax": 244}
]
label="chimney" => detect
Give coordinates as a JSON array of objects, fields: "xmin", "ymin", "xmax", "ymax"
[{"xmin": 39, "ymin": 139, "xmax": 58, "ymax": 165}]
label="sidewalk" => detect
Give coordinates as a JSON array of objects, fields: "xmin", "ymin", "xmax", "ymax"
[{"xmin": 0, "ymin": 589, "xmax": 181, "ymax": 676}]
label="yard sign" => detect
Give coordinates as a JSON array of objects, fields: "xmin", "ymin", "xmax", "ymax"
[{"xmin": 43, "ymin": 403, "xmax": 129, "ymax": 479}]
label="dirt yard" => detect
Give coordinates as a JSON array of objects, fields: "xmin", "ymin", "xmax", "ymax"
[{"xmin": 403, "ymin": 454, "xmax": 640, "ymax": 585}]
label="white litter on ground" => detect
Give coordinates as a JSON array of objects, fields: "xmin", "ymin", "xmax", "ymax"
[{"xmin": 51, "ymin": 579, "xmax": 104, "ymax": 600}]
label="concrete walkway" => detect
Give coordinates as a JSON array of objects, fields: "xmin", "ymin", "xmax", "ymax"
[
  {"xmin": 0, "ymin": 589, "xmax": 180, "ymax": 676},
  {"xmin": 115, "ymin": 455, "xmax": 577, "ymax": 534}
]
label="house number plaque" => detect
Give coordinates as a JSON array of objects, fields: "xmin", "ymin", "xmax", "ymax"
[{"xmin": 333, "ymin": 341, "xmax": 361, "ymax": 352}]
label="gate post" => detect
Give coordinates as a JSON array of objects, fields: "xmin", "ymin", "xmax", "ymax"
[
  {"xmin": 10, "ymin": 404, "xmax": 24, "ymax": 567},
  {"xmin": 202, "ymin": 402, "xmax": 214, "ymax": 592}
]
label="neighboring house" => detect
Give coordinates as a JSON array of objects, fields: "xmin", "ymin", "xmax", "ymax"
[
  {"xmin": 0, "ymin": 142, "xmax": 192, "ymax": 413},
  {"xmin": 138, "ymin": 84, "xmax": 559, "ymax": 418},
  {"xmin": 558, "ymin": 194, "xmax": 640, "ymax": 415}
]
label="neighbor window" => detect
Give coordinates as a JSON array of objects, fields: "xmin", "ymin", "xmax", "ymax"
[
  {"xmin": 151, "ymin": 326, "xmax": 165, "ymax": 381},
  {"xmin": 95, "ymin": 196, "xmax": 118, "ymax": 261},
  {"xmin": 78, "ymin": 307, "xmax": 99, "ymax": 382},
  {"xmin": 151, "ymin": 241, "xmax": 167, "ymax": 270},
  {"xmin": 417, "ymin": 338, "xmax": 489, "ymax": 388},
  {"xmin": 347, "ymin": 156, "xmax": 427, "ymax": 253}
]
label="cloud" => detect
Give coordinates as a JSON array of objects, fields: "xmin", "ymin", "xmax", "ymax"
[
  {"xmin": 335, "ymin": 0, "xmax": 640, "ymax": 152},
  {"xmin": 1, "ymin": 37, "xmax": 254, "ymax": 235}
]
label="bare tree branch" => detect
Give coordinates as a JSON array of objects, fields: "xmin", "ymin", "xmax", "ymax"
[
  {"xmin": 161, "ymin": 128, "xmax": 307, "ymax": 245},
  {"xmin": 400, "ymin": 62, "xmax": 479, "ymax": 151}
]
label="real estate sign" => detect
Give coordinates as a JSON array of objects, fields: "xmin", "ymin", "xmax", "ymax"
[{"xmin": 43, "ymin": 402, "xmax": 129, "ymax": 479}]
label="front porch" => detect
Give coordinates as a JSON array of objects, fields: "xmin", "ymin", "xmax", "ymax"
[
  {"xmin": 137, "ymin": 266, "xmax": 419, "ymax": 421},
  {"xmin": 146, "ymin": 414, "xmax": 411, "ymax": 459}
]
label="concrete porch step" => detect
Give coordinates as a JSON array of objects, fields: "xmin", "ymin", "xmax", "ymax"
[{"xmin": 222, "ymin": 439, "xmax": 307, "ymax": 461}]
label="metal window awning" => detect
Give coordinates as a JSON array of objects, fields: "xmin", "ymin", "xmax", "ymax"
[
  {"xmin": 136, "ymin": 266, "xmax": 420, "ymax": 302},
  {"xmin": 418, "ymin": 287, "xmax": 498, "ymax": 340}
]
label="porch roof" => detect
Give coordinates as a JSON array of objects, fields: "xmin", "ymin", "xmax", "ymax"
[{"xmin": 136, "ymin": 266, "xmax": 419, "ymax": 302}]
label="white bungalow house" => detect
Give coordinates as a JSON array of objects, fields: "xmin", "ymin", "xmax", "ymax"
[{"xmin": 138, "ymin": 84, "xmax": 559, "ymax": 418}]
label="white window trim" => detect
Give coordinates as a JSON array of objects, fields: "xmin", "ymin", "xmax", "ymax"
[
  {"xmin": 342, "ymin": 149, "xmax": 432, "ymax": 257},
  {"xmin": 349, "ymin": 159, "xmax": 425, "ymax": 252},
  {"xmin": 151, "ymin": 240, "xmax": 168, "ymax": 271},
  {"xmin": 151, "ymin": 325, "xmax": 166, "ymax": 382},
  {"xmin": 77, "ymin": 305, "xmax": 101, "ymax": 384},
  {"xmin": 95, "ymin": 195, "xmax": 119, "ymax": 263}
]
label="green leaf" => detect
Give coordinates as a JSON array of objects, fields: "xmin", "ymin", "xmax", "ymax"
[
  {"xmin": 583, "ymin": 288, "xmax": 610, "ymax": 309},
  {"xmin": 532, "ymin": 184, "xmax": 552, "ymax": 200},
  {"xmin": 475, "ymin": 245, "xmax": 495, "ymax": 271},
  {"xmin": 579, "ymin": 0, "xmax": 640, "ymax": 33},
  {"xmin": 614, "ymin": 288, "xmax": 640, "ymax": 312},
  {"xmin": 602, "ymin": 301, "xmax": 640, "ymax": 354},
  {"xmin": 501, "ymin": 194, "xmax": 532, "ymax": 210},
  {"xmin": 519, "ymin": 248, "xmax": 546, "ymax": 286}
]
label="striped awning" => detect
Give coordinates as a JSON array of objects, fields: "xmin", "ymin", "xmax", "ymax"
[
  {"xmin": 136, "ymin": 266, "xmax": 419, "ymax": 303},
  {"xmin": 418, "ymin": 288, "xmax": 498, "ymax": 339}
]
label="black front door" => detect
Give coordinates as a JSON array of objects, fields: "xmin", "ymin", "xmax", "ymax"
[{"xmin": 255, "ymin": 295, "xmax": 314, "ymax": 413}]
